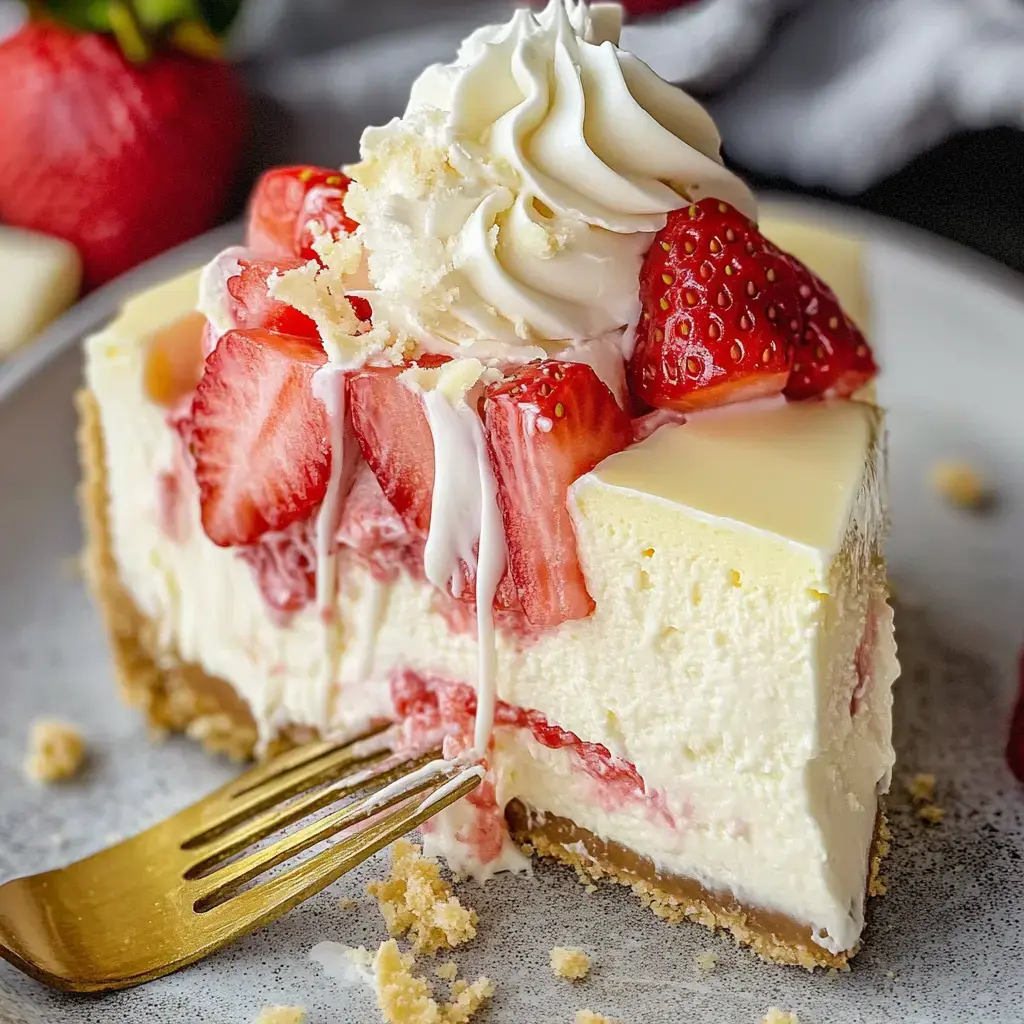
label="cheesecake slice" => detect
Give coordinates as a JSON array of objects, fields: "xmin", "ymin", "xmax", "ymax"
[
  {"xmin": 79, "ymin": 0, "xmax": 897, "ymax": 971},
  {"xmin": 80, "ymin": 252, "xmax": 895, "ymax": 969}
]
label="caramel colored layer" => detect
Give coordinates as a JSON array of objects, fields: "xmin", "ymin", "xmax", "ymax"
[{"xmin": 505, "ymin": 800, "xmax": 889, "ymax": 971}]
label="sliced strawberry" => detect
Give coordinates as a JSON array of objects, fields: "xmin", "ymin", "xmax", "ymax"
[
  {"xmin": 226, "ymin": 258, "xmax": 321, "ymax": 341},
  {"xmin": 347, "ymin": 354, "xmax": 451, "ymax": 536},
  {"xmin": 238, "ymin": 517, "xmax": 318, "ymax": 621},
  {"xmin": 246, "ymin": 165, "xmax": 356, "ymax": 260},
  {"xmin": 782, "ymin": 257, "xmax": 879, "ymax": 399},
  {"xmin": 483, "ymin": 360, "xmax": 633, "ymax": 627},
  {"xmin": 628, "ymin": 199, "xmax": 796, "ymax": 413},
  {"xmin": 189, "ymin": 328, "xmax": 329, "ymax": 547},
  {"xmin": 335, "ymin": 462, "xmax": 425, "ymax": 583},
  {"xmin": 348, "ymin": 295, "xmax": 373, "ymax": 323},
  {"xmin": 295, "ymin": 181, "xmax": 359, "ymax": 261}
]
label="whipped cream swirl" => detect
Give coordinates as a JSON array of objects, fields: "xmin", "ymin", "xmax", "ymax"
[{"xmin": 345, "ymin": 0, "xmax": 757, "ymax": 356}]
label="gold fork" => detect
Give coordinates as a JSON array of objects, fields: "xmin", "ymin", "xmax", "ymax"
[{"xmin": 0, "ymin": 724, "xmax": 480, "ymax": 993}]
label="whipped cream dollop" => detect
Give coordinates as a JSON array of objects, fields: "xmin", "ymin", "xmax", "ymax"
[{"xmin": 345, "ymin": 0, "xmax": 756, "ymax": 356}]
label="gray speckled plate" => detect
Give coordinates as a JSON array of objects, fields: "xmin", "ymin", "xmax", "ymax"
[{"xmin": 1, "ymin": 200, "xmax": 1023, "ymax": 1024}]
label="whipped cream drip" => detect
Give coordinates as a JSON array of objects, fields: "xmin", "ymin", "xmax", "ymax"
[
  {"xmin": 345, "ymin": 0, "xmax": 755, "ymax": 355},
  {"xmin": 408, "ymin": 360, "xmax": 509, "ymax": 755}
]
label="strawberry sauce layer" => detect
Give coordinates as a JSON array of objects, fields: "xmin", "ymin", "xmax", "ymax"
[
  {"xmin": 391, "ymin": 672, "xmax": 676, "ymax": 867},
  {"xmin": 392, "ymin": 671, "xmax": 667, "ymax": 811}
]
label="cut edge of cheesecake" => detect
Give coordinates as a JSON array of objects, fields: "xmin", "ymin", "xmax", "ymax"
[{"xmin": 78, "ymin": 387, "xmax": 890, "ymax": 970}]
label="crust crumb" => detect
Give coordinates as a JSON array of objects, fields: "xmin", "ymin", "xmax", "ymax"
[
  {"xmin": 550, "ymin": 947, "xmax": 591, "ymax": 980},
  {"xmin": 906, "ymin": 772, "xmax": 936, "ymax": 803},
  {"xmin": 930, "ymin": 459, "xmax": 992, "ymax": 510},
  {"xmin": 339, "ymin": 896, "xmax": 358, "ymax": 911},
  {"xmin": 372, "ymin": 939, "xmax": 493, "ymax": 1024},
  {"xmin": 575, "ymin": 1012, "xmax": 620, "ymax": 1024},
  {"xmin": 252, "ymin": 1008, "xmax": 306, "ymax": 1024},
  {"xmin": 916, "ymin": 804, "xmax": 945, "ymax": 825},
  {"xmin": 434, "ymin": 962, "xmax": 458, "ymax": 982},
  {"xmin": 762, "ymin": 1010, "xmax": 799, "ymax": 1024},
  {"xmin": 368, "ymin": 840, "xmax": 478, "ymax": 954},
  {"xmin": 694, "ymin": 951, "xmax": 718, "ymax": 972},
  {"xmin": 24, "ymin": 718, "xmax": 86, "ymax": 783},
  {"xmin": 906, "ymin": 772, "xmax": 944, "ymax": 825}
]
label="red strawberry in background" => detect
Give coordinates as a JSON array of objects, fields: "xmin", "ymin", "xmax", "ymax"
[
  {"xmin": 246, "ymin": 165, "xmax": 358, "ymax": 261},
  {"xmin": 0, "ymin": 8, "xmax": 246, "ymax": 291},
  {"xmin": 1007, "ymin": 647, "xmax": 1024, "ymax": 784},
  {"xmin": 628, "ymin": 199, "xmax": 797, "ymax": 413},
  {"xmin": 619, "ymin": 0, "xmax": 701, "ymax": 15},
  {"xmin": 484, "ymin": 361, "xmax": 633, "ymax": 627}
]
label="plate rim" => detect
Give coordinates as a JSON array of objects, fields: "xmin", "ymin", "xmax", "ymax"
[
  {"xmin": 0, "ymin": 221, "xmax": 241, "ymax": 407},
  {"xmin": 1, "ymin": 195, "xmax": 1022, "ymax": 410}
]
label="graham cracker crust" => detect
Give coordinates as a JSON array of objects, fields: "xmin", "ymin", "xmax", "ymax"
[
  {"xmin": 505, "ymin": 800, "xmax": 890, "ymax": 971},
  {"xmin": 77, "ymin": 386, "xmax": 890, "ymax": 967},
  {"xmin": 77, "ymin": 387, "xmax": 259, "ymax": 761}
]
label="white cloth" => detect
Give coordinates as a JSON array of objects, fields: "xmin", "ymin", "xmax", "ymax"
[{"xmin": 5, "ymin": 0, "xmax": 1022, "ymax": 192}]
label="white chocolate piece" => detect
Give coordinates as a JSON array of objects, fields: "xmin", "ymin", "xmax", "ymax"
[{"xmin": 0, "ymin": 226, "xmax": 82, "ymax": 356}]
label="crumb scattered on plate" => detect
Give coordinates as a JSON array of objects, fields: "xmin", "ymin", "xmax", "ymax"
[
  {"xmin": 906, "ymin": 771, "xmax": 945, "ymax": 824},
  {"xmin": 434, "ymin": 961, "xmax": 459, "ymax": 982},
  {"xmin": 762, "ymin": 1010, "xmax": 799, "ymax": 1024},
  {"xmin": 906, "ymin": 772, "xmax": 936, "ymax": 802},
  {"xmin": 338, "ymin": 896, "xmax": 358, "ymax": 911},
  {"xmin": 368, "ymin": 840, "xmax": 477, "ymax": 954},
  {"xmin": 694, "ymin": 951, "xmax": 718, "ymax": 972},
  {"xmin": 550, "ymin": 947, "xmax": 591, "ymax": 980},
  {"xmin": 930, "ymin": 459, "xmax": 992, "ymax": 511},
  {"xmin": 575, "ymin": 1011, "xmax": 620, "ymax": 1024},
  {"xmin": 373, "ymin": 938, "xmax": 493, "ymax": 1024},
  {"xmin": 252, "ymin": 1008, "xmax": 306, "ymax": 1024},
  {"xmin": 23, "ymin": 717, "xmax": 86, "ymax": 783}
]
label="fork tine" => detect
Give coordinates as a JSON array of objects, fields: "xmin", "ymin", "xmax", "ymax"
[
  {"xmin": 191, "ymin": 755, "xmax": 470, "ymax": 909},
  {"xmin": 183, "ymin": 747, "xmax": 444, "ymax": 879},
  {"xmin": 224, "ymin": 723, "xmax": 389, "ymax": 798},
  {"xmin": 195, "ymin": 771, "xmax": 480, "ymax": 938},
  {"xmin": 182, "ymin": 732, "xmax": 394, "ymax": 849}
]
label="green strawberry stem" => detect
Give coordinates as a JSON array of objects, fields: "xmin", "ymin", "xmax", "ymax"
[{"xmin": 31, "ymin": 0, "xmax": 242, "ymax": 59}]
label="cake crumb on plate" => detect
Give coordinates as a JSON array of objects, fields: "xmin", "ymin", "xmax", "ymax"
[
  {"xmin": 917, "ymin": 804, "xmax": 945, "ymax": 825},
  {"xmin": 23, "ymin": 717, "xmax": 86, "ymax": 783},
  {"xmin": 372, "ymin": 939, "xmax": 493, "ymax": 1024},
  {"xmin": 434, "ymin": 961, "xmax": 458, "ymax": 982},
  {"xmin": 930, "ymin": 459, "xmax": 992, "ymax": 510},
  {"xmin": 906, "ymin": 772, "xmax": 936, "ymax": 803},
  {"xmin": 550, "ymin": 946, "xmax": 591, "ymax": 980},
  {"xmin": 762, "ymin": 1009, "xmax": 799, "ymax": 1024},
  {"xmin": 906, "ymin": 772, "xmax": 944, "ymax": 824},
  {"xmin": 575, "ymin": 1011, "xmax": 620, "ymax": 1024},
  {"xmin": 368, "ymin": 840, "xmax": 477, "ymax": 954},
  {"xmin": 252, "ymin": 1008, "xmax": 306, "ymax": 1024},
  {"xmin": 694, "ymin": 951, "xmax": 718, "ymax": 972}
]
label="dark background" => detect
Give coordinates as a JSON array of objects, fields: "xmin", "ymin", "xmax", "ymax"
[{"xmin": 741, "ymin": 127, "xmax": 1024, "ymax": 274}]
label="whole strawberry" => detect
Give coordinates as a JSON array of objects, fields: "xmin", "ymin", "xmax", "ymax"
[
  {"xmin": 0, "ymin": 12, "xmax": 245, "ymax": 290},
  {"xmin": 628, "ymin": 199, "xmax": 798, "ymax": 413}
]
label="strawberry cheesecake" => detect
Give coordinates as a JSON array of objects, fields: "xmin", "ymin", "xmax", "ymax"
[{"xmin": 79, "ymin": 0, "xmax": 898, "ymax": 969}]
